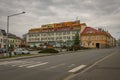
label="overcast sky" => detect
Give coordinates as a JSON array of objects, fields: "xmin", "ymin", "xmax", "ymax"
[{"xmin": 0, "ymin": 0, "xmax": 120, "ymax": 39}]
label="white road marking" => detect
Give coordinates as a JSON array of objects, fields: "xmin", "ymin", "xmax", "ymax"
[
  {"xmin": 12, "ymin": 61, "xmax": 30, "ymax": 66},
  {"xmin": 49, "ymin": 63, "xmax": 65, "ymax": 69},
  {"xmin": 0, "ymin": 61, "xmax": 11, "ymax": 65},
  {"xmin": 64, "ymin": 51, "xmax": 117, "ymax": 80},
  {"xmin": 68, "ymin": 65, "xmax": 86, "ymax": 73},
  {"xmin": 0, "ymin": 61, "xmax": 23, "ymax": 65},
  {"xmin": 68, "ymin": 64, "xmax": 75, "ymax": 68},
  {"xmin": 18, "ymin": 64, "xmax": 33, "ymax": 67},
  {"xmin": 26, "ymin": 62, "xmax": 48, "ymax": 68},
  {"xmin": 18, "ymin": 62, "xmax": 41, "ymax": 67}
]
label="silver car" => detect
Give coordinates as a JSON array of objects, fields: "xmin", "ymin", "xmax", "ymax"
[
  {"xmin": 14, "ymin": 48, "xmax": 30, "ymax": 54},
  {"xmin": 0, "ymin": 48, "xmax": 7, "ymax": 53}
]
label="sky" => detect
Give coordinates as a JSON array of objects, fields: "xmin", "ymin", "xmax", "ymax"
[{"xmin": 0, "ymin": 0, "xmax": 120, "ymax": 39}]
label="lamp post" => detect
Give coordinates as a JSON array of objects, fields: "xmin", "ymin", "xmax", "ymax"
[
  {"xmin": 7, "ymin": 12, "xmax": 25, "ymax": 35},
  {"xmin": 6, "ymin": 12, "xmax": 25, "ymax": 55}
]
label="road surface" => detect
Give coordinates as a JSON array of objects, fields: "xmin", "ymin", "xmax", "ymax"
[{"xmin": 0, "ymin": 47, "xmax": 119, "ymax": 80}]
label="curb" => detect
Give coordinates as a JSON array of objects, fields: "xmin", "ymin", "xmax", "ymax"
[
  {"xmin": 0, "ymin": 54, "xmax": 52, "ymax": 62},
  {"xmin": 0, "ymin": 51, "xmax": 68, "ymax": 61},
  {"xmin": 0, "ymin": 50, "xmax": 85, "ymax": 62}
]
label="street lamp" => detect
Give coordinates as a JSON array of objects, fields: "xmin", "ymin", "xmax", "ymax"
[
  {"xmin": 6, "ymin": 12, "xmax": 25, "ymax": 55},
  {"xmin": 7, "ymin": 11, "xmax": 25, "ymax": 35}
]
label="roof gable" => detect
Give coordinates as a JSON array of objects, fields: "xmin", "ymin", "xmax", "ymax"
[
  {"xmin": 81, "ymin": 27, "xmax": 109, "ymax": 35},
  {"xmin": 81, "ymin": 27, "xmax": 97, "ymax": 34}
]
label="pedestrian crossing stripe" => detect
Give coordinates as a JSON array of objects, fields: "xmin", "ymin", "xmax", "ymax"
[
  {"xmin": 26, "ymin": 62, "xmax": 48, "ymax": 68},
  {"xmin": 0, "ymin": 60, "xmax": 48, "ymax": 68}
]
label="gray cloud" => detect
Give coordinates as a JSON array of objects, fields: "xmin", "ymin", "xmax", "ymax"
[{"xmin": 0, "ymin": 0, "xmax": 120, "ymax": 39}]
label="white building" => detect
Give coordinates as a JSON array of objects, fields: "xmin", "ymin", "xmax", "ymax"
[
  {"xmin": 26, "ymin": 20, "xmax": 87, "ymax": 48},
  {"xmin": 26, "ymin": 28, "xmax": 80, "ymax": 47},
  {"xmin": 0, "ymin": 29, "xmax": 7, "ymax": 48}
]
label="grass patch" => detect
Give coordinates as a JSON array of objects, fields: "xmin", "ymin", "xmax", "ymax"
[{"xmin": 1, "ymin": 54, "xmax": 34, "ymax": 59}]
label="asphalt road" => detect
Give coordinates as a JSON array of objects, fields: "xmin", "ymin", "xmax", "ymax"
[
  {"xmin": 70, "ymin": 47, "xmax": 120, "ymax": 80},
  {"xmin": 0, "ymin": 47, "xmax": 119, "ymax": 80}
]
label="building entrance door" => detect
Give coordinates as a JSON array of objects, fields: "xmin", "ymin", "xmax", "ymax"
[{"xmin": 96, "ymin": 43, "xmax": 100, "ymax": 48}]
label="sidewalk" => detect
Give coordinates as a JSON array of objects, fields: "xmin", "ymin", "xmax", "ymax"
[
  {"xmin": 0, "ymin": 49, "xmax": 87, "ymax": 62},
  {"xmin": 0, "ymin": 53, "xmax": 52, "ymax": 62},
  {"xmin": 71, "ymin": 49, "xmax": 120, "ymax": 80},
  {"xmin": 0, "ymin": 50, "xmax": 73, "ymax": 62}
]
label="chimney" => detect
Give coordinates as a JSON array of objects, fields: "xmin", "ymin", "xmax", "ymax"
[{"xmin": 98, "ymin": 28, "xmax": 102, "ymax": 31}]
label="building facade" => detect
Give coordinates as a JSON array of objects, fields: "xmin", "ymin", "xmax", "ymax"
[
  {"xmin": 0, "ymin": 29, "xmax": 7, "ymax": 48},
  {"xmin": 26, "ymin": 20, "xmax": 82, "ymax": 47},
  {"xmin": 8, "ymin": 33, "xmax": 22, "ymax": 49},
  {"xmin": 81, "ymin": 27, "xmax": 116, "ymax": 48}
]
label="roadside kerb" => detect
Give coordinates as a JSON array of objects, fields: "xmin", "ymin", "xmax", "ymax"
[
  {"xmin": 0, "ymin": 54, "xmax": 52, "ymax": 62},
  {"xmin": 0, "ymin": 50, "xmax": 87, "ymax": 62}
]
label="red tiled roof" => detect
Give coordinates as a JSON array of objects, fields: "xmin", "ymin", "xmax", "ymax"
[
  {"xmin": 81, "ymin": 27, "xmax": 109, "ymax": 35},
  {"xmin": 81, "ymin": 27, "xmax": 97, "ymax": 34}
]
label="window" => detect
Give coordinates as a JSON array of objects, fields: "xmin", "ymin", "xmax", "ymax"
[
  {"xmin": 91, "ymin": 36, "xmax": 94, "ymax": 40},
  {"xmin": 63, "ymin": 32, "xmax": 66, "ymax": 35},
  {"xmin": 3, "ymin": 39, "xmax": 6, "ymax": 43},
  {"xmin": 29, "ymin": 34, "xmax": 31, "ymax": 37},
  {"xmin": 59, "ymin": 32, "xmax": 62, "ymax": 35},
  {"xmin": 96, "ymin": 36, "xmax": 99, "ymax": 40},
  {"xmin": 67, "ymin": 31, "xmax": 70, "ymax": 34},
  {"xmin": 56, "ymin": 32, "xmax": 58, "ymax": 35},
  {"xmin": 60, "ymin": 37, "xmax": 62, "ymax": 39},
  {"xmin": 67, "ymin": 36, "xmax": 70, "ymax": 39},
  {"xmin": 72, "ymin": 31, "xmax": 75, "ymax": 34},
  {"xmin": 63, "ymin": 36, "xmax": 66, "ymax": 39},
  {"xmin": 101, "ymin": 36, "xmax": 103, "ymax": 40},
  {"xmin": 72, "ymin": 36, "xmax": 75, "ymax": 39}
]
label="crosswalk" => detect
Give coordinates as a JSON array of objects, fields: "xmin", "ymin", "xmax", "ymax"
[{"xmin": 0, "ymin": 60, "xmax": 48, "ymax": 68}]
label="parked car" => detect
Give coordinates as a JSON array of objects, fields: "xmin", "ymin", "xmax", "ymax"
[
  {"xmin": 0, "ymin": 48, "xmax": 7, "ymax": 53},
  {"xmin": 2, "ymin": 48, "xmax": 7, "ymax": 53},
  {"xmin": 14, "ymin": 48, "xmax": 30, "ymax": 55}
]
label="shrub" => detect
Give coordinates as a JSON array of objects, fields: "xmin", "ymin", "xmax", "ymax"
[
  {"xmin": 62, "ymin": 45, "xmax": 67, "ymax": 49},
  {"xmin": 38, "ymin": 49, "xmax": 59, "ymax": 53}
]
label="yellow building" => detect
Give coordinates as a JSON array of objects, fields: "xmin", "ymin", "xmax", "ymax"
[
  {"xmin": 81, "ymin": 27, "xmax": 115, "ymax": 48},
  {"xmin": 8, "ymin": 33, "xmax": 22, "ymax": 50}
]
